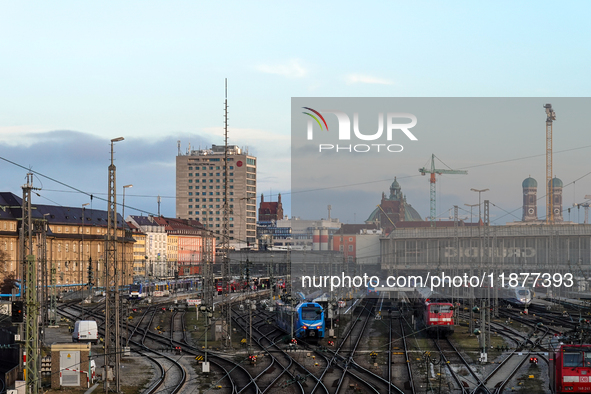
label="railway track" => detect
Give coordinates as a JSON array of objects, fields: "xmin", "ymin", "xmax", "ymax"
[
  {"xmin": 233, "ymin": 308, "xmax": 307, "ymax": 394},
  {"xmin": 59, "ymin": 302, "xmax": 260, "ymax": 394},
  {"xmin": 59, "ymin": 304, "xmax": 187, "ymax": 394}
]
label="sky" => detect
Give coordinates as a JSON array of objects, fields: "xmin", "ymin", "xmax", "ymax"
[{"xmin": 1, "ymin": 2, "xmax": 591, "ymax": 224}]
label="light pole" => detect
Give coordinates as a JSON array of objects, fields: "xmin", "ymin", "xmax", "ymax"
[
  {"xmin": 470, "ymin": 188, "xmax": 489, "ymax": 226},
  {"xmin": 105, "ymin": 136, "xmax": 123, "ymax": 394},
  {"xmin": 464, "ymin": 203, "xmax": 479, "ymax": 334}
]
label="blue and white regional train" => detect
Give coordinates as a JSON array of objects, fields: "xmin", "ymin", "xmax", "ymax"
[{"xmin": 276, "ymin": 301, "xmax": 325, "ymax": 341}]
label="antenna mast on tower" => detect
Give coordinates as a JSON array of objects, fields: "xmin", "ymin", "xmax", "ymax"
[{"xmin": 222, "ymin": 79, "xmax": 232, "ymax": 348}]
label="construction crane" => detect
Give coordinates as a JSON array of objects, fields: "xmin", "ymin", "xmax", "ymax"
[
  {"xmin": 544, "ymin": 104, "xmax": 556, "ymax": 224},
  {"xmin": 419, "ymin": 154, "xmax": 468, "ymax": 227}
]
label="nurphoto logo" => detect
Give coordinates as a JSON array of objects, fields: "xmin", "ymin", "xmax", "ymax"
[{"xmin": 302, "ymin": 107, "xmax": 418, "ymax": 153}]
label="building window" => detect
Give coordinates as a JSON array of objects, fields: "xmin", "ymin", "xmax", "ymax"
[
  {"xmin": 348, "ymin": 245, "xmax": 353, "ymax": 252},
  {"xmin": 189, "ymin": 192, "xmax": 193, "ymax": 196},
  {"xmin": 189, "ymin": 186, "xmax": 193, "ymax": 189},
  {"xmin": 189, "ymin": 173, "xmax": 192, "ymax": 176},
  {"xmin": 349, "ymin": 237, "xmax": 353, "ymax": 242},
  {"xmin": 339, "ymin": 245, "xmax": 344, "ymax": 251},
  {"xmin": 189, "ymin": 199, "xmax": 193, "ymax": 202},
  {"xmin": 188, "ymin": 211, "xmax": 192, "ymax": 214}
]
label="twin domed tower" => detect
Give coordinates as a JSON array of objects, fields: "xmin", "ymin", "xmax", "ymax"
[{"xmin": 522, "ymin": 176, "xmax": 563, "ymax": 222}]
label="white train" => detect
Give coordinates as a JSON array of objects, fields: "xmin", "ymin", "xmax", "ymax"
[{"xmin": 498, "ymin": 285, "xmax": 532, "ymax": 307}]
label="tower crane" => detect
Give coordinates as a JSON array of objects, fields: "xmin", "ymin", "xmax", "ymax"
[
  {"xmin": 419, "ymin": 154, "xmax": 468, "ymax": 227},
  {"xmin": 544, "ymin": 103, "xmax": 556, "ymax": 224}
]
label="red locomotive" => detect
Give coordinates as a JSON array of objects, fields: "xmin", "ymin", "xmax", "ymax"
[
  {"xmin": 552, "ymin": 344, "xmax": 591, "ymax": 393},
  {"xmin": 414, "ymin": 287, "xmax": 454, "ymax": 335}
]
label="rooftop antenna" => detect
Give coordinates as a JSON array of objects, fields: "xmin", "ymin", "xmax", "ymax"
[
  {"xmin": 157, "ymin": 195, "xmax": 161, "ymax": 216},
  {"xmin": 222, "ymin": 78, "xmax": 232, "ymax": 348},
  {"xmin": 177, "ymin": 140, "xmax": 181, "ymax": 156},
  {"xmin": 328, "ymin": 205, "xmax": 332, "ymax": 220}
]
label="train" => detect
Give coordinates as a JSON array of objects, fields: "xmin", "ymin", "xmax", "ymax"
[
  {"xmin": 551, "ymin": 344, "xmax": 591, "ymax": 393},
  {"xmin": 414, "ymin": 287, "xmax": 455, "ymax": 335},
  {"xmin": 128, "ymin": 277, "xmax": 202, "ymax": 299},
  {"xmin": 498, "ymin": 285, "xmax": 532, "ymax": 308},
  {"xmin": 276, "ymin": 301, "xmax": 325, "ymax": 341}
]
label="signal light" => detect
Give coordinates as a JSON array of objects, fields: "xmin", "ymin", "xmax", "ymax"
[
  {"xmin": 529, "ymin": 357, "xmax": 538, "ymax": 364},
  {"xmin": 472, "ymin": 306, "xmax": 480, "ymax": 313},
  {"xmin": 11, "ymin": 301, "xmax": 23, "ymax": 323},
  {"xmin": 473, "ymin": 329, "xmax": 481, "ymax": 336}
]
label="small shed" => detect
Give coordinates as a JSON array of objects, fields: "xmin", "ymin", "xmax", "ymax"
[{"xmin": 50, "ymin": 343, "xmax": 91, "ymax": 389}]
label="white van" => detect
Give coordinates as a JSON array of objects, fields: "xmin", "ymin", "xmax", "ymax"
[{"xmin": 72, "ymin": 320, "xmax": 98, "ymax": 344}]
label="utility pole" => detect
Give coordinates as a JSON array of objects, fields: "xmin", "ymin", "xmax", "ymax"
[
  {"xmin": 35, "ymin": 217, "xmax": 47, "ymax": 350},
  {"xmin": 104, "ymin": 137, "xmax": 123, "ymax": 393},
  {"xmin": 22, "ymin": 173, "xmax": 40, "ymax": 394}
]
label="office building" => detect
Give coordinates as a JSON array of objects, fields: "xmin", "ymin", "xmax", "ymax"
[{"xmin": 176, "ymin": 144, "xmax": 257, "ymax": 249}]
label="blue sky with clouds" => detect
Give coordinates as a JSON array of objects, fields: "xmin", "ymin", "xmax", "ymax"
[{"xmin": 1, "ymin": 2, "xmax": 591, "ymax": 222}]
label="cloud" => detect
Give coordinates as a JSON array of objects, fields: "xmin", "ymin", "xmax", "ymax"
[
  {"xmin": 345, "ymin": 74, "xmax": 394, "ymax": 85},
  {"xmin": 0, "ymin": 130, "xmax": 214, "ymax": 218},
  {"xmin": 256, "ymin": 59, "xmax": 307, "ymax": 78}
]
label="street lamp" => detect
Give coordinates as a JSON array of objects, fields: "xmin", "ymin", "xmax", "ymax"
[{"xmin": 470, "ymin": 188, "xmax": 489, "ymax": 226}]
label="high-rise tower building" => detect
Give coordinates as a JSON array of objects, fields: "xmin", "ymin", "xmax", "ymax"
[{"xmin": 176, "ymin": 144, "xmax": 257, "ymax": 248}]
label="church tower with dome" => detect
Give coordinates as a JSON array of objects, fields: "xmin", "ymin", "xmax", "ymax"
[
  {"xmin": 550, "ymin": 177, "xmax": 564, "ymax": 222},
  {"xmin": 365, "ymin": 177, "xmax": 423, "ymax": 232},
  {"xmin": 521, "ymin": 176, "xmax": 563, "ymax": 223},
  {"xmin": 522, "ymin": 176, "xmax": 538, "ymax": 222}
]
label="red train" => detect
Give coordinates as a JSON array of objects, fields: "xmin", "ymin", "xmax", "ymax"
[
  {"xmin": 414, "ymin": 287, "xmax": 454, "ymax": 335},
  {"xmin": 552, "ymin": 344, "xmax": 591, "ymax": 393}
]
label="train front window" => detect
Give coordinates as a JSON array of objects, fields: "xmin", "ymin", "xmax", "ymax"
[
  {"xmin": 301, "ymin": 307, "xmax": 321, "ymax": 321},
  {"xmin": 430, "ymin": 305, "xmax": 451, "ymax": 314},
  {"xmin": 517, "ymin": 290, "xmax": 528, "ymax": 296},
  {"xmin": 564, "ymin": 352, "xmax": 583, "ymax": 367}
]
